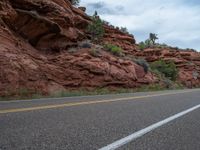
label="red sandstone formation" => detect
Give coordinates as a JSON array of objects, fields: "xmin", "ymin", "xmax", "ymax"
[
  {"xmin": 0, "ymin": 0, "xmax": 156, "ymax": 97},
  {"xmin": 1, "ymin": 0, "xmax": 200, "ymax": 97},
  {"xmin": 103, "ymin": 25, "xmax": 137, "ymax": 54},
  {"xmin": 135, "ymin": 48, "xmax": 200, "ymax": 87}
]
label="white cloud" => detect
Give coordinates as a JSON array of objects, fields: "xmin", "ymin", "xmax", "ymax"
[{"xmin": 80, "ymin": 0, "xmax": 200, "ymax": 50}]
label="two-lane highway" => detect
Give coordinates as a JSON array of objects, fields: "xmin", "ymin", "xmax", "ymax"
[{"xmin": 0, "ymin": 89, "xmax": 200, "ymax": 150}]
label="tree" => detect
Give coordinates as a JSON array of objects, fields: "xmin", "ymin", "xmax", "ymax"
[
  {"xmin": 138, "ymin": 42, "xmax": 146, "ymax": 50},
  {"xmin": 102, "ymin": 20, "xmax": 110, "ymax": 25},
  {"xmin": 70, "ymin": 0, "xmax": 80, "ymax": 6},
  {"xmin": 120, "ymin": 27, "xmax": 128, "ymax": 34},
  {"xmin": 87, "ymin": 11, "xmax": 104, "ymax": 42},
  {"xmin": 149, "ymin": 33, "xmax": 158, "ymax": 45},
  {"xmin": 94, "ymin": 10, "xmax": 98, "ymax": 16},
  {"xmin": 145, "ymin": 39, "xmax": 152, "ymax": 47}
]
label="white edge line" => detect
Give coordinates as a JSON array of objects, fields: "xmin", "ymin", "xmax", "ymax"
[{"xmin": 99, "ymin": 104, "xmax": 200, "ymax": 150}]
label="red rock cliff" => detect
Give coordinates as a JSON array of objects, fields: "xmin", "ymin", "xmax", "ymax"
[
  {"xmin": 135, "ymin": 48, "xmax": 200, "ymax": 87},
  {"xmin": 0, "ymin": 0, "xmax": 155, "ymax": 96}
]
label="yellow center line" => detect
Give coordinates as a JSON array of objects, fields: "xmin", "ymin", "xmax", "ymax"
[{"xmin": 0, "ymin": 90, "xmax": 197, "ymax": 114}]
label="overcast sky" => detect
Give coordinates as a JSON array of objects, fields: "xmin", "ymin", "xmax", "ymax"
[{"xmin": 80, "ymin": 0, "xmax": 200, "ymax": 50}]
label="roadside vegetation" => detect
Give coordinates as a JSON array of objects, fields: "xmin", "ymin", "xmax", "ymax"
[
  {"xmin": 0, "ymin": 40, "xmax": 181, "ymax": 101},
  {"xmin": 0, "ymin": 83, "xmax": 184, "ymax": 101},
  {"xmin": 150, "ymin": 60, "xmax": 178, "ymax": 81},
  {"xmin": 129, "ymin": 56, "xmax": 180, "ymax": 89},
  {"xmin": 0, "ymin": 56, "xmax": 183, "ymax": 101}
]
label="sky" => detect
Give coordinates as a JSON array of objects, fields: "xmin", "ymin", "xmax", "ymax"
[{"xmin": 80, "ymin": 0, "xmax": 200, "ymax": 50}]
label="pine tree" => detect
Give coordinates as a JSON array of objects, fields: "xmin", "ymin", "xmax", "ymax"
[{"xmin": 87, "ymin": 11, "xmax": 105, "ymax": 42}]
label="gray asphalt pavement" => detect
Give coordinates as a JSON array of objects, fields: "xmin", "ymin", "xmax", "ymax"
[
  {"xmin": 0, "ymin": 89, "xmax": 200, "ymax": 150},
  {"xmin": 122, "ymin": 109, "xmax": 200, "ymax": 150}
]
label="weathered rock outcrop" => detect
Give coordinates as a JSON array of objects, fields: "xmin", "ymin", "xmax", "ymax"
[
  {"xmin": 135, "ymin": 48, "xmax": 200, "ymax": 87},
  {"xmin": 1, "ymin": 0, "xmax": 200, "ymax": 97},
  {"xmin": 103, "ymin": 26, "xmax": 137, "ymax": 54},
  {"xmin": 0, "ymin": 0, "xmax": 155, "ymax": 96},
  {"xmin": 1, "ymin": 0, "xmax": 91, "ymax": 51},
  {"xmin": 1, "ymin": 0, "xmax": 136, "ymax": 52}
]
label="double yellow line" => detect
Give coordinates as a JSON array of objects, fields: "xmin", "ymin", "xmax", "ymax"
[{"xmin": 0, "ymin": 90, "xmax": 196, "ymax": 114}]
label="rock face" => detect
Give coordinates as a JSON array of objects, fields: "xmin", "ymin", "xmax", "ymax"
[
  {"xmin": 103, "ymin": 25, "xmax": 137, "ymax": 54},
  {"xmin": 1, "ymin": 0, "xmax": 200, "ymax": 97},
  {"xmin": 1, "ymin": 0, "xmax": 136, "ymax": 52},
  {"xmin": 135, "ymin": 48, "xmax": 200, "ymax": 87},
  {"xmin": 1, "ymin": 0, "xmax": 90, "ymax": 51},
  {"xmin": 0, "ymin": 0, "xmax": 155, "ymax": 96}
]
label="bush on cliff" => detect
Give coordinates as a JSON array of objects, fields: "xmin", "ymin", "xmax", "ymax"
[
  {"xmin": 70, "ymin": 0, "xmax": 80, "ymax": 6},
  {"xmin": 78, "ymin": 40, "xmax": 92, "ymax": 48},
  {"xmin": 138, "ymin": 42, "xmax": 146, "ymax": 50},
  {"xmin": 104, "ymin": 44, "xmax": 123, "ymax": 56},
  {"xmin": 87, "ymin": 11, "xmax": 104, "ymax": 42},
  {"xmin": 134, "ymin": 58, "xmax": 149, "ymax": 73},
  {"xmin": 138, "ymin": 33, "xmax": 158, "ymax": 50},
  {"xmin": 120, "ymin": 27, "xmax": 129, "ymax": 34},
  {"xmin": 150, "ymin": 60, "xmax": 178, "ymax": 81},
  {"xmin": 138, "ymin": 39, "xmax": 152, "ymax": 50}
]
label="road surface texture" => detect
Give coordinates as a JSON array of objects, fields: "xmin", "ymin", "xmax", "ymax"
[{"xmin": 0, "ymin": 89, "xmax": 200, "ymax": 150}]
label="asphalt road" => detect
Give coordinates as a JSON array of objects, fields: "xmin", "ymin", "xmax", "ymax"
[{"xmin": 0, "ymin": 89, "xmax": 200, "ymax": 150}]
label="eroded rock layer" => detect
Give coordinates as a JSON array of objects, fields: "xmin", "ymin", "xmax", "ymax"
[
  {"xmin": 1, "ymin": 0, "xmax": 200, "ymax": 97},
  {"xmin": 0, "ymin": 0, "xmax": 155, "ymax": 96},
  {"xmin": 136, "ymin": 48, "xmax": 200, "ymax": 87}
]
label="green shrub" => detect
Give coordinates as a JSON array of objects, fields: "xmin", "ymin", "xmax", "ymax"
[
  {"xmin": 70, "ymin": 0, "xmax": 80, "ymax": 6},
  {"xmin": 138, "ymin": 39, "xmax": 152, "ymax": 50},
  {"xmin": 145, "ymin": 39, "xmax": 152, "ymax": 47},
  {"xmin": 137, "ymin": 84, "xmax": 165, "ymax": 92},
  {"xmin": 161, "ymin": 43, "xmax": 168, "ymax": 47},
  {"xmin": 150, "ymin": 60, "xmax": 178, "ymax": 81},
  {"xmin": 120, "ymin": 27, "xmax": 129, "ymax": 34},
  {"xmin": 134, "ymin": 58, "xmax": 149, "ymax": 73},
  {"xmin": 89, "ymin": 49, "xmax": 100, "ymax": 57},
  {"xmin": 193, "ymin": 71, "xmax": 199, "ymax": 79},
  {"xmin": 138, "ymin": 42, "xmax": 146, "ymax": 50},
  {"xmin": 17, "ymin": 88, "xmax": 32, "ymax": 98},
  {"xmin": 87, "ymin": 12, "xmax": 104, "ymax": 42},
  {"xmin": 102, "ymin": 20, "xmax": 110, "ymax": 25},
  {"xmin": 174, "ymin": 47, "xmax": 179, "ymax": 50},
  {"xmin": 155, "ymin": 43, "xmax": 167, "ymax": 49},
  {"xmin": 162, "ymin": 78, "xmax": 174, "ymax": 88},
  {"xmin": 104, "ymin": 44, "xmax": 123, "ymax": 56},
  {"xmin": 79, "ymin": 40, "xmax": 92, "ymax": 48}
]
